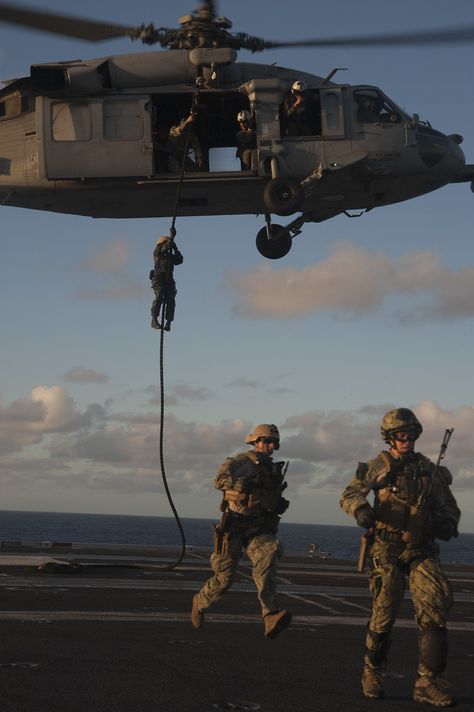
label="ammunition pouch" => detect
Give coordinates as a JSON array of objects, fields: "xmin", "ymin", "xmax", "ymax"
[
  {"xmin": 375, "ymin": 528, "xmax": 403, "ymax": 543},
  {"xmin": 402, "ymin": 505, "xmax": 426, "ymax": 544}
]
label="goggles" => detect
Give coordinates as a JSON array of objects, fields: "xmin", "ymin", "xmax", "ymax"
[
  {"xmin": 258, "ymin": 437, "xmax": 279, "ymax": 445},
  {"xmin": 392, "ymin": 431, "xmax": 417, "ymax": 442}
]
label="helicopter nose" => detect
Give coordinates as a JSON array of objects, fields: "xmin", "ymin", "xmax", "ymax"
[{"xmin": 416, "ymin": 126, "xmax": 465, "ymax": 169}]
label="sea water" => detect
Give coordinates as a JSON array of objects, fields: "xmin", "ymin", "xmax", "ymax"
[{"xmin": 0, "ymin": 510, "xmax": 472, "ymax": 565}]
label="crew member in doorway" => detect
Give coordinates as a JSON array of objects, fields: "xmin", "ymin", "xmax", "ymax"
[
  {"xmin": 167, "ymin": 113, "xmax": 204, "ymax": 173},
  {"xmin": 282, "ymin": 80, "xmax": 317, "ymax": 137},
  {"xmin": 191, "ymin": 424, "xmax": 292, "ymax": 639},
  {"xmin": 235, "ymin": 110, "xmax": 256, "ymax": 170},
  {"xmin": 150, "ymin": 236, "xmax": 183, "ymax": 331}
]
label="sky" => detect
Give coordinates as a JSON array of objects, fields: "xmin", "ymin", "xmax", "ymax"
[{"xmin": 1, "ymin": 0, "xmax": 474, "ymax": 532}]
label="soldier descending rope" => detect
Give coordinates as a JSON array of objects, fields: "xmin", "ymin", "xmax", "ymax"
[{"xmin": 149, "ymin": 236, "xmax": 183, "ymax": 331}]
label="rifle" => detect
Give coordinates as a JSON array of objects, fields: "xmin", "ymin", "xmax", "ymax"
[
  {"xmin": 416, "ymin": 427, "xmax": 454, "ymax": 510},
  {"xmin": 435, "ymin": 428, "xmax": 454, "ymax": 472}
]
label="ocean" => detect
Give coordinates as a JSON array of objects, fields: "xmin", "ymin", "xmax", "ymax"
[{"xmin": 0, "ymin": 510, "xmax": 472, "ymax": 565}]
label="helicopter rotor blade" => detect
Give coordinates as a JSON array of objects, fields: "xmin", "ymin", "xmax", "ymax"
[
  {"xmin": 260, "ymin": 25, "xmax": 474, "ymax": 51},
  {"xmin": 0, "ymin": 1, "xmax": 148, "ymax": 42}
]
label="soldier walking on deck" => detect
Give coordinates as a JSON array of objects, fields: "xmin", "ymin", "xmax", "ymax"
[
  {"xmin": 150, "ymin": 236, "xmax": 183, "ymax": 331},
  {"xmin": 191, "ymin": 424, "xmax": 292, "ymax": 639},
  {"xmin": 340, "ymin": 408, "xmax": 460, "ymax": 707}
]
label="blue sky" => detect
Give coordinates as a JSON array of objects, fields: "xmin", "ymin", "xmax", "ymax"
[{"xmin": 1, "ymin": 1, "xmax": 474, "ymax": 531}]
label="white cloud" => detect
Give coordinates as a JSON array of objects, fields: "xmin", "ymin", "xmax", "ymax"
[
  {"xmin": 83, "ymin": 239, "xmax": 130, "ymax": 274},
  {"xmin": 0, "ymin": 386, "xmax": 104, "ymax": 455},
  {"xmin": 229, "ymin": 242, "xmax": 474, "ymax": 321},
  {"xmin": 147, "ymin": 383, "xmax": 215, "ymax": 407},
  {"xmin": 64, "ymin": 367, "xmax": 109, "ymax": 384},
  {"xmin": 1, "ymin": 390, "xmax": 473, "ymax": 508}
]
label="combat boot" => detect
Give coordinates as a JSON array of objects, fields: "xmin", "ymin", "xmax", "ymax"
[
  {"xmin": 413, "ymin": 674, "xmax": 454, "ymax": 707},
  {"xmin": 361, "ymin": 663, "xmax": 384, "ymax": 699},
  {"xmin": 151, "ymin": 317, "xmax": 160, "ymax": 329},
  {"xmin": 191, "ymin": 593, "xmax": 204, "ymax": 629},
  {"xmin": 264, "ymin": 609, "xmax": 291, "ymax": 639}
]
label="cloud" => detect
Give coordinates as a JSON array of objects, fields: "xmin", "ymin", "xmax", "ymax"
[
  {"xmin": 74, "ymin": 240, "xmax": 148, "ymax": 301},
  {"xmin": 75, "ymin": 278, "xmax": 147, "ymax": 301},
  {"xmin": 228, "ymin": 242, "xmax": 474, "ymax": 322},
  {"xmin": 64, "ymin": 367, "xmax": 109, "ymax": 384},
  {"xmin": 1, "ymin": 390, "xmax": 473, "ymax": 503},
  {"xmin": 0, "ymin": 386, "xmax": 105, "ymax": 455},
  {"xmin": 82, "ymin": 240, "xmax": 130, "ymax": 274},
  {"xmin": 146, "ymin": 383, "xmax": 215, "ymax": 407},
  {"xmin": 225, "ymin": 377, "xmax": 258, "ymax": 389}
]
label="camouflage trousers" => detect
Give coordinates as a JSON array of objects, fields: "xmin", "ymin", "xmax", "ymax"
[
  {"xmin": 197, "ymin": 525, "xmax": 282, "ymax": 617},
  {"xmin": 151, "ymin": 278, "xmax": 177, "ymax": 324},
  {"xmin": 367, "ymin": 541, "xmax": 453, "ymax": 675}
]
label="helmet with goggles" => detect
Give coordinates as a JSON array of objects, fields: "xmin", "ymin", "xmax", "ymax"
[
  {"xmin": 380, "ymin": 408, "xmax": 422, "ymax": 443},
  {"xmin": 245, "ymin": 423, "xmax": 280, "ymax": 449}
]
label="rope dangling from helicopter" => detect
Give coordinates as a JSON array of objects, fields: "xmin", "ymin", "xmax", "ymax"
[{"xmin": 148, "ymin": 80, "xmax": 203, "ymax": 570}]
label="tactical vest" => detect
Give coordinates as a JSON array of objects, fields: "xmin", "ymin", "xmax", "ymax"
[
  {"xmin": 222, "ymin": 450, "xmax": 288, "ymax": 516},
  {"xmin": 372, "ymin": 451, "xmax": 433, "ymax": 544}
]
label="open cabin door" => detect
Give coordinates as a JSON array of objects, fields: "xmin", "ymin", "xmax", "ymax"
[{"xmin": 40, "ymin": 96, "xmax": 154, "ymax": 179}]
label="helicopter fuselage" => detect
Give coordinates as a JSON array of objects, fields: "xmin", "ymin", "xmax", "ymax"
[{"xmin": 0, "ymin": 49, "xmax": 470, "ymax": 225}]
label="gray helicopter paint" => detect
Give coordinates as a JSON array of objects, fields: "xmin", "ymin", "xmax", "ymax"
[{"xmin": 0, "ymin": 49, "xmax": 469, "ymax": 222}]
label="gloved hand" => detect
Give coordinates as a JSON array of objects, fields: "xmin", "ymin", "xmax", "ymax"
[
  {"xmin": 434, "ymin": 519, "xmax": 457, "ymax": 541},
  {"xmin": 355, "ymin": 504, "xmax": 375, "ymax": 529}
]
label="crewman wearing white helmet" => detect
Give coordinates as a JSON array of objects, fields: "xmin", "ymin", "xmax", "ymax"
[
  {"xmin": 282, "ymin": 79, "xmax": 319, "ymax": 137},
  {"xmin": 191, "ymin": 424, "xmax": 292, "ymax": 639},
  {"xmin": 235, "ymin": 109, "xmax": 256, "ymax": 170},
  {"xmin": 149, "ymin": 236, "xmax": 183, "ymax": 330}
]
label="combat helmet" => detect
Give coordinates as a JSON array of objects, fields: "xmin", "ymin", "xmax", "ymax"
[
  {"xmin": 292, "ymin": 80, "xmax": 307, "ymax": 93},
  {"xmin": 380, "ymin": 408, "xmax": 422, "ymax": 442},
  {"xmin": 156, "ymin": 236, "xmax": 170, "ymax": 246},
  {"xmin": 245, "ymin": 423, "xmax": 280, "ymax": 449}
]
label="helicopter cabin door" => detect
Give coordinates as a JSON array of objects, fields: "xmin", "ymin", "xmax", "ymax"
[{"xmin": 40, "ymin": 96, "xmax": 154, "ymax": 179}]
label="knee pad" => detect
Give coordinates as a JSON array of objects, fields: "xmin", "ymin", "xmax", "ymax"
[
  {"xmin": 419, "ymin": 625, "xmax": 447, "ymax": 675},
  {"xmin": 365, "ymin": 629, "xmax": 391, "ymax": 667}
]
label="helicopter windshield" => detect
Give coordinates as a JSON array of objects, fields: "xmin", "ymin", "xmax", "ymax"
[{"xmin": 353, "ymin": 88, "xmax": 406, "ymax": 125}]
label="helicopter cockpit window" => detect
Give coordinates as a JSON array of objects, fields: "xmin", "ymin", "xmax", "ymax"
[
  {"xmin": 103, "ymin": 100, "xmax": 143, "ymax": 141},
  {"xmin": 51, "ymin": 102, "xmax": 91, "ymax": 142},
  {"xmin": 354, "ymin": 90, "xmax": 401, "ymax": 124}
]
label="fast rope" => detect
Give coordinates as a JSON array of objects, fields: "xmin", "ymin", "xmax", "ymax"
[
  {"xmin": 37, "ymin": 95, "xmax": 201, "ymax": 577},
  {"xmin": 155, "ymin": 85, "xmax": 202, "ymax": 570}
]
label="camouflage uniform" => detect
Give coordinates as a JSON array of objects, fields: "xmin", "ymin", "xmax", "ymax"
[
  {"xmin": 196, "ymin": 449, "xmax": 289, "ymax": 618},
  {"xmin": 150, "ymin": 240, "xmax": 183, "ymax": 329},
  {"xmin": 340, "ymin": 444, "xmax": 460, "ymax": 702},
  {"xmin": 167, "ymin": 122, "xmax": 203, "ymax": 173}
]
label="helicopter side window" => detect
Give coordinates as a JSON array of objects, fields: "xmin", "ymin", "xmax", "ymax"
[
  {"xmin": 103, "ymin": 100, "xmax": 143, "ymax": 141},
  {"xmin": 0, "ymin": 92, "xmax": 22, "ymax": 120},
  {"xmin": 322, "ymin": 92, "xmax": 340, "ymax": 130},
  {"xmin": 51, "ymin": 102, "xmax": 91, "ymax": 141},
  {"xmin": 354, "ymin": 90, "xmax": 401, "ymax": 125}
]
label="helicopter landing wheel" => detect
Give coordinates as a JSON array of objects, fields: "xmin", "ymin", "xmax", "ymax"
[
  {"xmin": 263, "ymin": 177, "xmax": 304, "ymax": 216},
  {"xmin": 256, "ymin": 224, "xmax": 292, "ymax": 259}
]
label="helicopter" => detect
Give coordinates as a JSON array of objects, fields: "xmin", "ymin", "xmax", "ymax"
[{"xmin": 0, "ymin": 2, "xmax": 473, "ymax": 259}]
